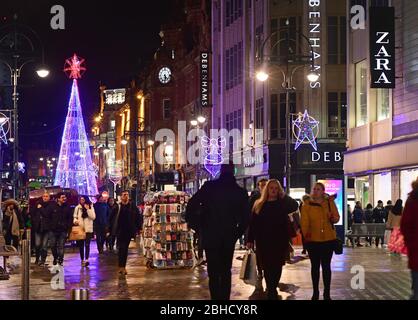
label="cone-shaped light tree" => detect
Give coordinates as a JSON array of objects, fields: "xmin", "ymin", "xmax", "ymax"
[{"xmin": 54, "ymin": 54, "xmax": 98, "ymax": 196}]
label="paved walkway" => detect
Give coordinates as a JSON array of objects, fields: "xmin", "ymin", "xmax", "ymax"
[{"xmin": 0, "ymin": 242, "xmax": 412, "ymax": 300}]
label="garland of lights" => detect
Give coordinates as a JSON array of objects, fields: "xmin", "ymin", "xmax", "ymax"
[
  {"xmin": 0, "ymin": 112, "xmax": 10, "ymax": 145},
  {"xmin": 54, "ymin": 54, "xmax": 98, "ymax": 196},
  {"xmin": 292, "ymin": 109, "xmax": 320, "ymax": 151},
  {"xmin": 201, "ymin": 136, "xmax": 226, "ymax": 178}
]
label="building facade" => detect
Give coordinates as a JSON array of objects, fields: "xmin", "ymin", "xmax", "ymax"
[
  {"xmin": 211, "ymin": 0, "xmax": 347, "ymax": 198},
  {"xmin": 344, "ymin": 0, "xmax": 418, "ymax": 207}
]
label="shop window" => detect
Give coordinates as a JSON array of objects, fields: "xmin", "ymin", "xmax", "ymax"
[
  {"xmin": 401, "ymin": 168, "xmax": 418, "ymax": 203},
  {"xmin": 355, "ymin": 176, "xmax": 370, "ymax": 208},
  {"xmin": 355, "ymin": 60, "xmax": 368, "ymax": 126},
  {"xmin": 374, "ymin": 172, "xmax": 392, "ymax": 205},
  {"xmin": 327, "ymin": 92, "xmax": 347, "ymax": 138},
  {"xmin": 376, "ymin": 88, "xmax": 391, "ymax": 121}
]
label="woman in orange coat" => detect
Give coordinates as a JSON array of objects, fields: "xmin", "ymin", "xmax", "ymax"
[{"xmin": 301, "ymin": 182, "xmax": 340, "ymax": 300}]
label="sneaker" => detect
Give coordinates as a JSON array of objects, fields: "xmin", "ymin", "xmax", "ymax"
[
  {"xmin": 53, "ymin": 259, "xmax": 58, "ymax": 266},
  {"xmin": 81, "ymin": 260, "xmax": 86, "ymax": 267},
  {"xmin": 85, "ymin": 260, "xmax": 90, "ymax": 267}
]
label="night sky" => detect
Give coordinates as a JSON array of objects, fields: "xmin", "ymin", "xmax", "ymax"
[{"xmin": 1, "ymin": 0, "xmax": 172, "ymax": 155}]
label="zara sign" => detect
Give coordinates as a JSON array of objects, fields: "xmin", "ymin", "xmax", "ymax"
[{"xmin": 370, "ymin": 7, "xmax": 395, "ymax": 89}]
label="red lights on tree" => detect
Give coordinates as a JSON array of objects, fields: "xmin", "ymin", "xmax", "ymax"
[{"xmin": 63, "ymin": 53, "xmax": 86, "ymax": 79}]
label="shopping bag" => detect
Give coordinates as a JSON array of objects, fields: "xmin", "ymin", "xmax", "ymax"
[
  {"xmin": 68, "ymin": 226, "xmax": 86, "ymax": 241},
  {"xmin": 239, "ymin": 250, "xmax": 258, "ymax": 286}
]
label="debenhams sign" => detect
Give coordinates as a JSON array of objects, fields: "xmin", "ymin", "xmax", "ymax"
[{"xmin": 370, "ymin": 7, "xmax": 395, "ymax": 89}]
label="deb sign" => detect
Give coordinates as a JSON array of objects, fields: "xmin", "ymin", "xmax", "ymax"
[{"xmin": 370, "ymin": 7, "xmax": 395, "ymax": 88}]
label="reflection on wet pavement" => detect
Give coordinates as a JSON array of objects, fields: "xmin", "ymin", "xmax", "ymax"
[{"xmin": 0, "ymin": 242, "xmax": 411, "ymax": 300}]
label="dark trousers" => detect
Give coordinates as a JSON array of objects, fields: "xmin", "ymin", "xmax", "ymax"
[
  {"xmin": 34, "ymin": 231, "xmax": 49, "ymax": 262},
  {"xmin": 205, "ymin": 245, "xmax": 235, "ymax": 300},
  {"xmin": 49, "ymin": 231, "xmax": 67, "ymax": 263},
  {"xmin": 307, "ymin": 241, "xmax": 334, "ymax": 297},
  {"xmin": 255, "ymin": 249, "xmax": 263, "ymax": 276},
  {"xmin": 5, "ymin": 233, "xmax": 19, "ymax": 249},
  {"xmin": 76, "ymin": 233, "xmax": 93, "ymax": 261},
  {"xmin": 94, "ymin": 225, "xmax": 107, "ymax": 253},
  {"xmin": 106, "ymin": 235, "xmax": 116, "ymax": 250},
  {"xmin": 117, "ymin": 237, "xmax": 131, "ymax": 268},
  {"xmin": 264, "ymin": 266, "xmax": 283, "ymax": 300},
  {"xmin": 412, "ymin": 271, "xmax": 418, "ymax": 300}
]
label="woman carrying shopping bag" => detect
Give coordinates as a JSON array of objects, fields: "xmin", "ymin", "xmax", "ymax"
[
  {"xmin": 73, "ymin": 196, "xmax": 96, "ymax": 267},
  {"xmin": 246, "ymin": 179, "xmax": 299, "ymax": 300},
  {"xmin": 301, "ymin": 182, "xmax": 340, "ymax": 301}
]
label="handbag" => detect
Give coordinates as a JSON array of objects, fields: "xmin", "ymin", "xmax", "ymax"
[
  {"xmin": 68, "ymin": 226, "xmax": 86, "ymax": 241},
  {"xmin": 327, "ymin": 199, "xmax": 343, "ymax": 255},
  {"xmin": 239, "ymin": 250, "xmax": 258, "ymax": 286}
]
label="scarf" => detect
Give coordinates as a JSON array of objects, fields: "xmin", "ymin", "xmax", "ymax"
[{"xmin": 5, "ymin": 207, "xmax": 20, "ymax": 237}]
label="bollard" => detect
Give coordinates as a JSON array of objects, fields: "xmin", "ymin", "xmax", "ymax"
[
  {"xmin": 71, "ymin": 288, "xmax": 90, "ymax": 300},
  {"xmin": 21, "ymin": 239, "xmax": 30, "ymax": 300}
]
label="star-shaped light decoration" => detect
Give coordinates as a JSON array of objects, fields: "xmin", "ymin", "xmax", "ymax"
[
  {"xmin": 63, "ymin": 54, "xmax": 86, "ymax": 79},
  {"xmin": 0, "ymin": 112, "xmax": 10, "ymax": 145},
  {"xmin": 292, "ymin": 109, "xmax": 320, "ymax": 151}
]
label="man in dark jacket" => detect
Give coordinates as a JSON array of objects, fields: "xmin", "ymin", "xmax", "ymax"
[
  {"xmin": 45, "ymin": 192, "xmax": 72, "ymax": 266},
  {"xmin": 352, "ymin": 201, "xmax": 364, "ymax": 247},
  {"xmin": 93, "ymin": 195, "xmax": 110, "ymax": 254},
  {"xmin": 31, "ymin": 192, "xmax": 52, "ymax": 266},
  {"xmin": 372, "ymin": 200, "xmax": 386, "ymax": 247},
  {"xmin": 110, "ymin": 191, "xmax": 142, "ymax": 275},
  {"xmin": 186, "ymin": 163, "xmax": 251, "ymax": 300}
]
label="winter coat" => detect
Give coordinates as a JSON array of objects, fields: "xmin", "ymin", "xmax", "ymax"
[
  {"xmin": 386, "ymin": 211, "xmax": 402, "ymax": 229},
  {"xmin": 45, "ymin": 202, "xmax": 73, "ymax": 233},
  {"xmin": 73, "ymin": 204, "xmax": 96, "ymax": 233},
  {"xmin": 372, "ymin": 207, "xmax": 386, "ymax": 223},
  {"xmin": 185, "ymin": 173, "xmax": 250, "ymax": 250},
  {"xmin": 2, "ymin": 208, "xmax": 24, "ymax": 237},
  {"xmin": 31, "ymin": 201, "xmax": 52, "ymax": 233},
  {"xmin": 93, "ymin": 202, "xmax": 110, "ymax": 227},
  {"xmin": 110, "ymin": 202, "xmax": 142, "ymax": 239},
  {"xmin": 248, "ymin": 196, "xmax": 299, "ymax": 269},
  {"xmin": 353, "ymin": 208, "xmax": 364, "ymax": 224},
  {"xmin": 249, "ymin": 190, "xmax": 261, "ymax": 213},
  {"xmin": 364, "ymin": 209, "xmax": 374, "ymax": 223},
  {"xmin": 401, "ymin": 197, "xmax": 418, "ymax": 272},
  {"xmin": 301, "ymin": 195, "xmax": 340, "ymax": 243}
]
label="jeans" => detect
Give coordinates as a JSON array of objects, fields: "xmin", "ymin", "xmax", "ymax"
[
  {"xmin": 412, "ymin": 271, "xmax": 418, "ymax": 300},
  {"xmin": 117, "ymin": 237, "xmax": 131, "ymax": 268},
  {"xmin": 307, "ymin": 241, "xmax": 334, "ymax": 298},
  {"xmin": 264, "ymin": 266, "xmax": 283, "ymax": 300},
  {"xmin": 34, "ymin": 231, "xmax": 49, "ymax": 262},
  {"xmin": 48, "ymin": 231, "xmax": 67, "ymax": 264},
  {"xmin": 94, "ymin": 225, "xmax": 107, "ymax": 253},
  {"xmin": 205, "ymin": 245, "xmax": 235, "ymax": 300},
  {"xmin": 77, "ymin": 233, "xmax": 93, "ymax": 261}
]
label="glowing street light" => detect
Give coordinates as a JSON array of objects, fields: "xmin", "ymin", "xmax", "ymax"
[
  {"xmin": 197, "ymin": 115, "xmax": 206, "ymax": 124},
  {"xmin": 147, "ymin": 140, "xmax": 155, "ymax": 146},
  {"xmin": 256, "ymin": 70, "xmax": 269, "ymax": 82},
  {"xmin": 121, "ymin": 139, "xmax": 128, "ymax": 145},
  {"xmin": 36, "ymin": 68, "xmax": 50, "ymax": 78},
  {"xmin": 190, "ymin": 119, "xmax": 198, "ymax": 126},
  {"xmin": 307, "ymin": 70, "xmax": 320, "ymax": 83}
]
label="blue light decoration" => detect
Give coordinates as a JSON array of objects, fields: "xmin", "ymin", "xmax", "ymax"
[
  {"xmin": 201, "ymin": 136, "xmax": 226, "ymax": 178},
  {"xmin": 292, "ymin": 109, "xmax": 320, "ymax": 151},
  {"xmin": 54, "ymin": 54, "xmax": 98, "ymax": 196}
]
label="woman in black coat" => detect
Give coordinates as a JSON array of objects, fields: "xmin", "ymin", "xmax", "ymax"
[{"xmin": 247, "ymin": 179, "xmax": 299, "ymax": 300}]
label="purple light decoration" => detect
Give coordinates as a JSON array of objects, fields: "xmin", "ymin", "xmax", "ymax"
[
  {"xmin": 201, "ymin": 136, "xmax": 226, "ymax": 178},
  {"xmin": 292, "ymin": 109, "xmax": 320, "ymax": 151},
  {"xmin": 54, "ymin": 54, "xmax": 98, "ymax": 196}
]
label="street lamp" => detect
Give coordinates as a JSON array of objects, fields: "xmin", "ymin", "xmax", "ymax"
[
  {"xmin": 0, "ymin": 17, "xmax": 49, "ymax": 198},
  {"xmin": 190, "ymin": 119, "xmax": 198, "ymax": 127},
  {"xmin": 121, "ymin": 138, "xmax": 128, "ymax": 145},
  {"xmin": 256, "ymin": 24, "xmax": 319, "ymax": 195},
  {"xmin": 197, "ymin": 115, "xmax": 206, "ymax": 124}
]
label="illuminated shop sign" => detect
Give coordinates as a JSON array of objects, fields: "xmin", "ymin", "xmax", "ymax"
[
  {"xmin": 370, "ymin": 7, "xmax": 395, "ymax": 88},
  {"xmin": 200, "ymin": 52, "xmax": 211, "ymax": 107},
  {"xmin": 104, "ymin": 89, "xmax": 126, "ymax": 105},
  {"xmin": 318, "ymin": 179, "xmax": 343, "ymax": 226},
  {"xmin": 308, "ymin": 0, "xmax": 321, "ymax": 89}
]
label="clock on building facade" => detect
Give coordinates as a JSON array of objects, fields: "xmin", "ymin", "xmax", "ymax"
[{"xmin": 158, "ymin": 67, "xmax": 172, "ymax": 84}]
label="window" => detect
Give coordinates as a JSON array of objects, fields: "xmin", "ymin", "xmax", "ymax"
[
  {"xmin": 225, "ymin": 0, "xmax": 242, "ymax": 27},
  {"xmin": 327, "ymin": 16, "xmax": 346, "ymax": 64},
  {"xmin": 270, "ymin": 17, "xmax": 300, "ymax": 64},
  {"xmin": 356, "ymin": 60, "xmax": 368, "ymax": 126},
  {"xmin": 255, "ymin": 98, "xmax": 264, "ymax": 130},
  {"xmin": 271, "ymin": 94, "xmax": 279, "ymax": 139},
  {"xmin": 225, "ymin": 42, "xmax": 243, "ymax": 91},
  {"xmin": 225, "ymin": 109, "xmax": 242, "ymax": 152},
  {"xmin": 328, "ymin": 92, "xmax": 348, "ymax": 138},
  {"xmin": 376, "ymin": 89, "xmax": 390, "ymax": 121},
  {"xmin": 163, "ymin": 99, "xmax": 171, "ymax": 120},
  {"xmin": 371, "ymin": 0, "xmax": 389, "ymax": 6},
  {"xmin": 328, "ymin": 93, "xmax": 339, "ymax": 137},
  {"xmin": 279, "ymin": 93, "xmax": 296, "ymax": 138}
]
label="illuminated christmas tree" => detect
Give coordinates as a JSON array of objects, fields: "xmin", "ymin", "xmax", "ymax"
[{"xmin": 54, "ymin": 54, "xmax": 98, "ymax": 196}]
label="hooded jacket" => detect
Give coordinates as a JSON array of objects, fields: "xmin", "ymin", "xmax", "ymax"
[{"xmin": 300, "ymin": 195, "xmax": 340, "ymax": 243}]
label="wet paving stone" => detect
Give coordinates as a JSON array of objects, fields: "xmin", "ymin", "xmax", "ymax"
[{"xmin": 0, "ymin": 243, "xmax": 412, "ymax": 300}]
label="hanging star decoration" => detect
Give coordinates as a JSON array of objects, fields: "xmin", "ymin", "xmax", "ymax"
[
  {"xmin": 292, "ymin": 109, "xmax": 320, "ymax": 151},
  {"xmin": 63, "ymin": 54, "xmax": 86, "ymax": 79},
  {"xmin": 201, "ymin": 136, "xmax": 226, "ymax": 178},
  {"xmin": 0, "ymin": 112, "xmax": 10, "ymax": 145}
]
